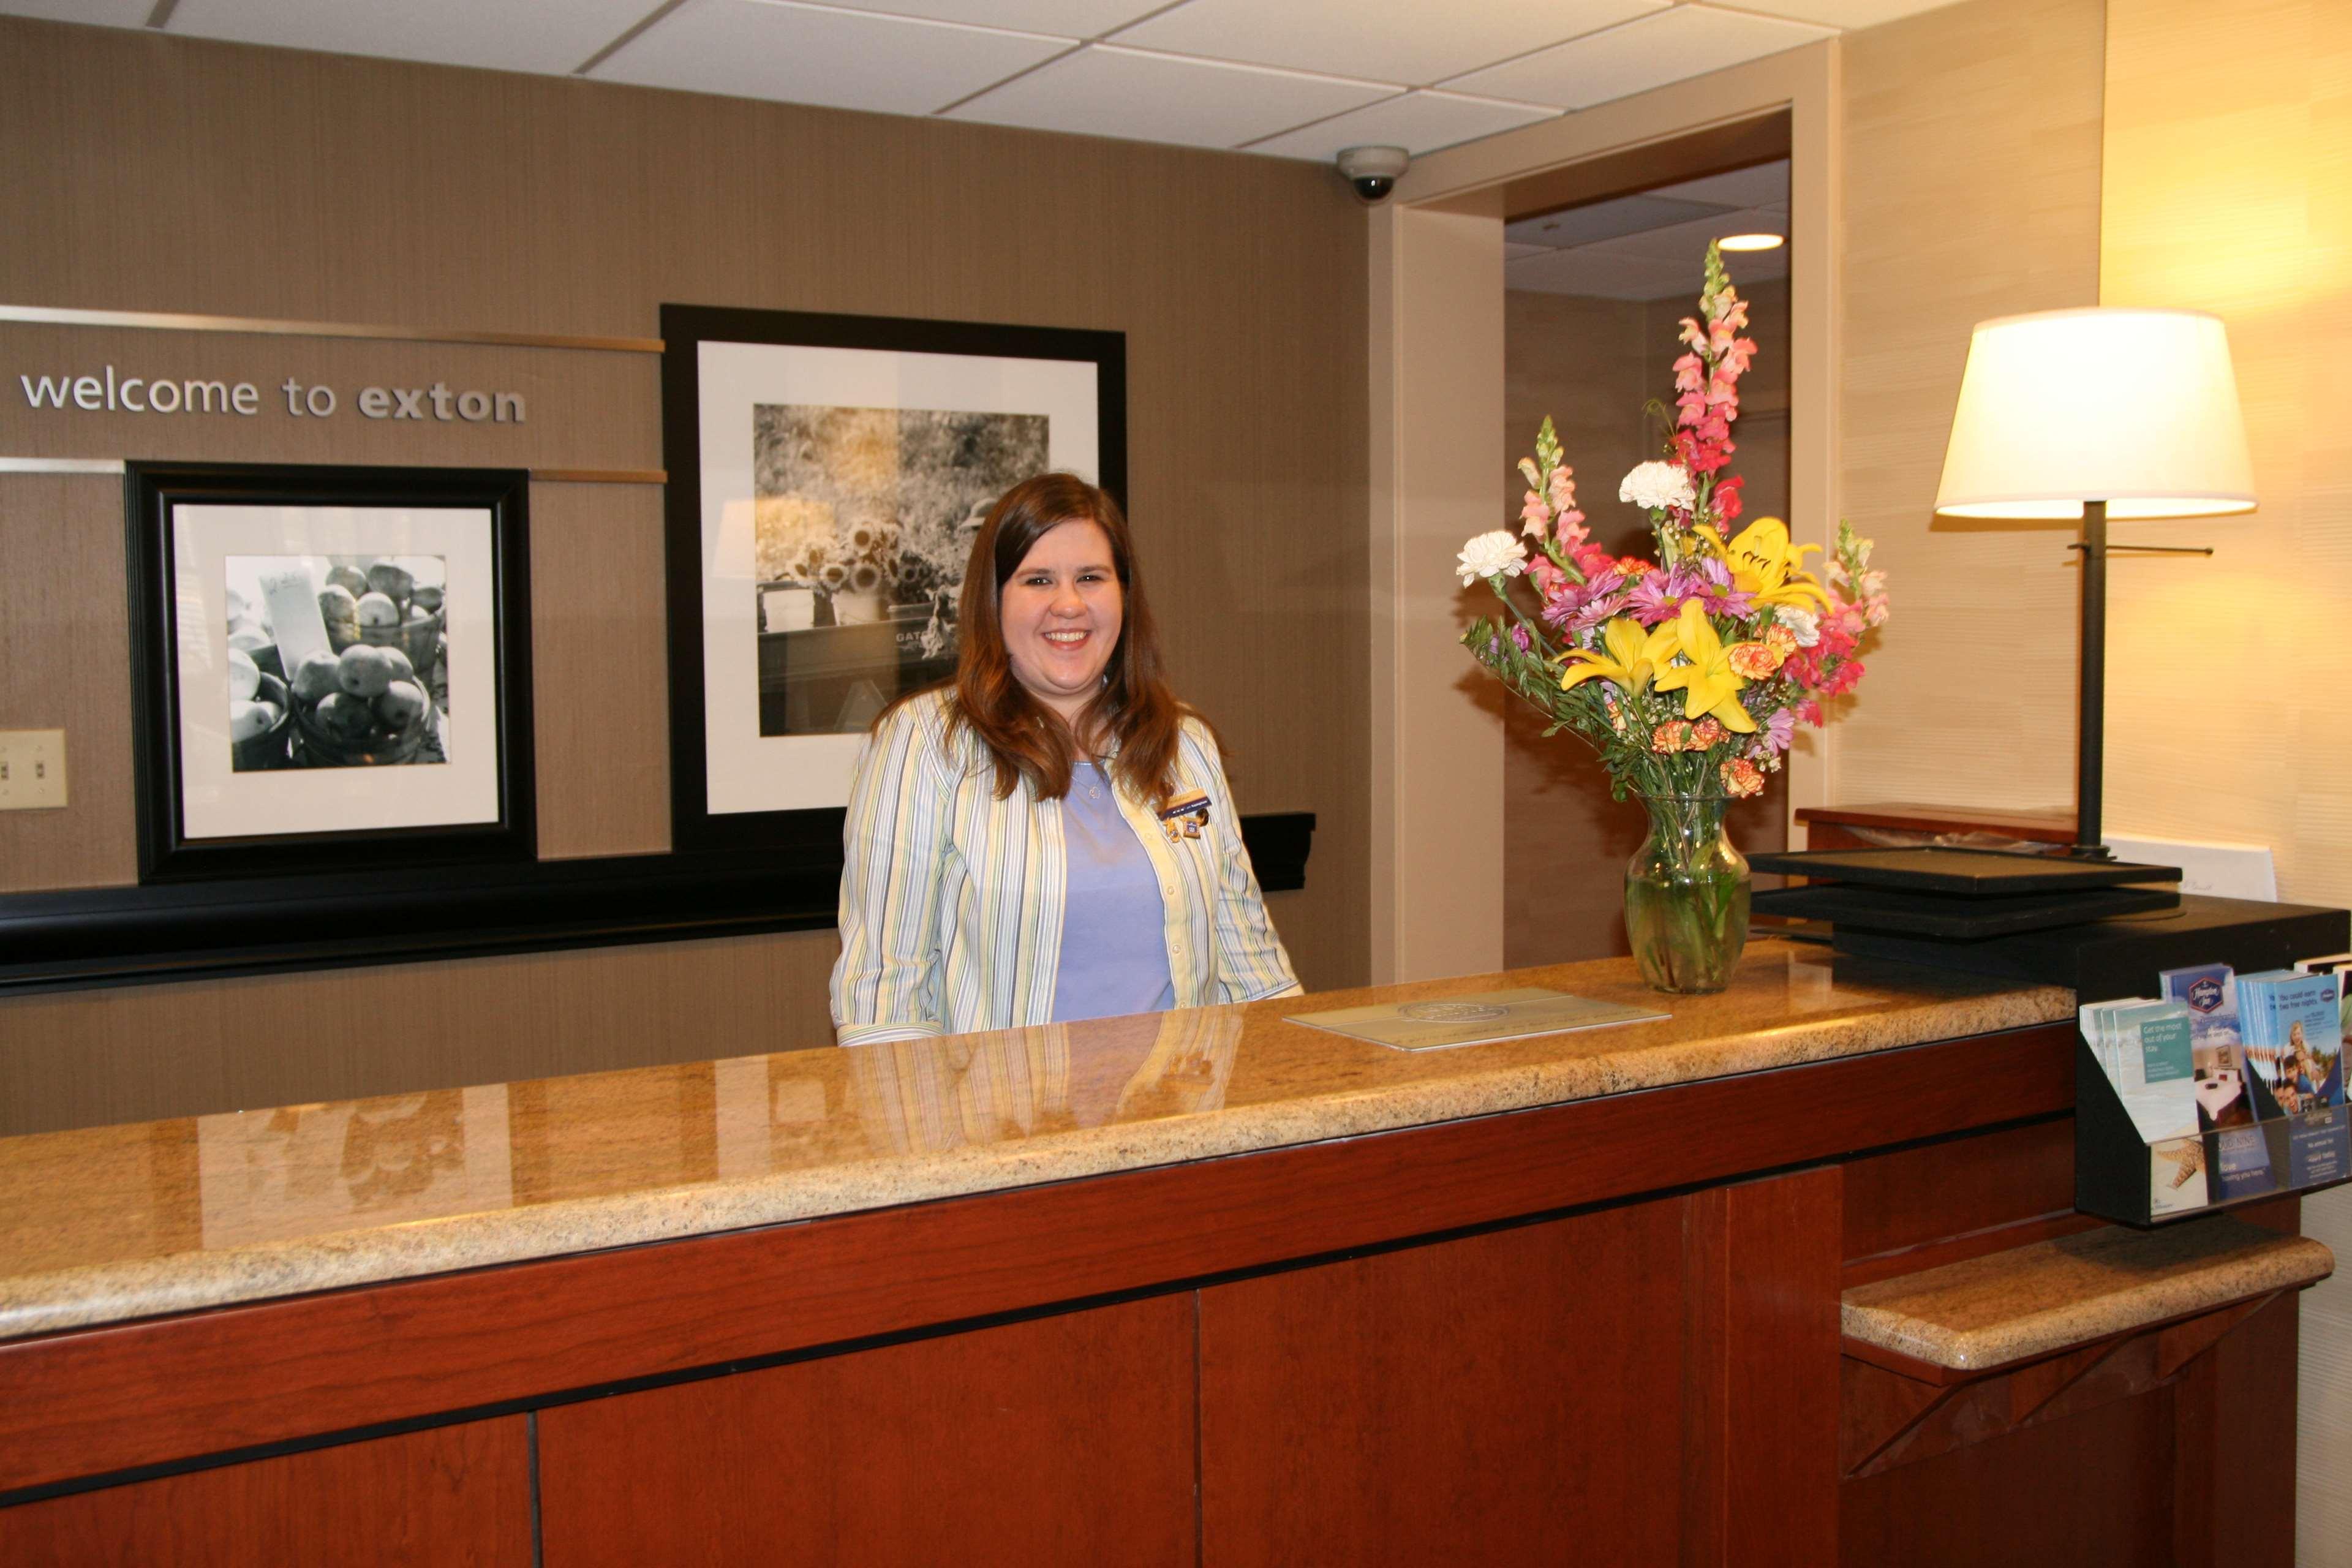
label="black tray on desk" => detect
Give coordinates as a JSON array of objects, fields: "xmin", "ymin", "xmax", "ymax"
[
  {"xmin": 1745, "ymin": 845, "xmax": 2182, "ymax": 894},
  {"xmin": 1752, "ymin": 881, "xmax": 2180, "ymax": 939}
]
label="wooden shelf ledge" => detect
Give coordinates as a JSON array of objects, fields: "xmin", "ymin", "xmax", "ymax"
[
  {"xmin": 1836, "ymin": 1216, "xmax": 2332, "ymax": 1480},
  {"xmin": 1841, "ymin": 1215, "xmax": 2332, "ymax": 1381}
]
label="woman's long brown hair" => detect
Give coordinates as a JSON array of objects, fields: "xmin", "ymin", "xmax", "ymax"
[{"xmin": 946, "ymin": 473, "xmax": 1186, "ymax": 805}]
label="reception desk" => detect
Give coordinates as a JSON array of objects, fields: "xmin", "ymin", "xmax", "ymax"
[{"xmin": 0, "ymin": 943, "xmax": 2321, "ymax": 1565}]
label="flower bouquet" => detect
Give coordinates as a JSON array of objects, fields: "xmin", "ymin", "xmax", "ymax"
[{"xmin": 1457, "ymin": 243, "xmax": 1888, "ymax": 992}]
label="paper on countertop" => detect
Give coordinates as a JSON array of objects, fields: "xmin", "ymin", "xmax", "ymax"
[{"xmin": 1284, "ymin": 987, "xmax": 1668, "ymax": 1052}]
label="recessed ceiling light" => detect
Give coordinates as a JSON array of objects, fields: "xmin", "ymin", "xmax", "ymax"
[{"xmin": 1718, "ymin": 233, "xmax": 1784, "ymax": 252}]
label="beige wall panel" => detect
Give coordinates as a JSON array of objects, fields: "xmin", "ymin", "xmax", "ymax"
[
  {"xmin": 2100, "ymin": 3, "xmax": 2352, "ymax": 1557},
  {"xmin": 0, "ymin": 929, "xmax": 842, "ymax": 1137},
  {"xmin": 1833, "ymin": 0, "xmax": 2105, "ymax": 815},
  {"xmin": 529, "ymin": 481, "xmax": 671, "ymax": 859},
  {"xmin": 0, "ymin": 473, "xmax": 141, "ymax": 890},
  {"xmin": 1385, "ymin": 205, "xmax": 1506, "ymax": 984},
  {"xmin": 0, "ymin": 16, "xmax": 1368, "ymax": 1130}
]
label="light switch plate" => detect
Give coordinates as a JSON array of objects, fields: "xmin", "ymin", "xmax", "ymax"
[{"xmin": 0, "ymin": 730, "xmax": 67, "ymax": 810}]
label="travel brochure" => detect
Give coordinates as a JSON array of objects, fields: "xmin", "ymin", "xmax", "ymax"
[{"xmin": 2081, "ymin": 956, "xmax": 2349, "ymax": 1216}]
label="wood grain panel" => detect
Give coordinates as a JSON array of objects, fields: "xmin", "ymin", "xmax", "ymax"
[
  {"xmin": 527, "ymin": 481, "xmax": 669, "ymax": 858},
  {"xmin": 1839, "ymin": 1388, "xmax": 2174, "ymax": 1568},
  {"xmin": 0, "ymin": 9, "xmax": 1370, "ymax": 1131},
  {"xmin": 1839, "ymin": 1116, "xmax": 2077, "ymax": 1273},
  {"xmin": 0, "ymin": 474, "xmax": 141, "ymax": 892},
  {"xmin": 1499, "ymin": 279, "xmax": 1793, "ymax": 970},
  {"xmin": 1681, "ymin": 1167, "xmax": 1842, "ymax": 1568},
  {"xmin": 537, "ymin": 1294, "xmax": 1195, "ymax": 1567},
  {"xmin": 1833, "ymin": 0, "xmax": 2105, "ymax": 815},
  {"xmin": 1500, "ymin": 290, "xmax": 1651, "ymax": 970},
  {"xmin": 2171, "ymin": 1290, "xmax": 2299, "ymax": 1568},
  {"xmin": 0, "ymin": 927, "xmax": 842, "ymax": 1138},
  {"xmin": 0, "ymin": 1417, "xmax": 532, "ymax": 1568},
  {"xmin": 0, "ymin": 323, "xmax": 659, "ymax": 470},
  {"xmin": 2100, "ymin": 0, "xmax": 2352, "ymax": 921},
  {"xmin": 0, "ymin": 1023, "xmax": 2071, "ymax": 1494},
  {"xmin": 2098, "ymin": 37, "xmax": 2352, "ymax": 1547},
  {"xmin": 1197, "ymin": 1197, "xmax": 1685, "ymax": 1566}
]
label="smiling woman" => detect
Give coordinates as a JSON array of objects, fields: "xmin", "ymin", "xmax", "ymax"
[{"xmin": 829, "ymin": 473, "xmax": 1301, "ymax": 1043}]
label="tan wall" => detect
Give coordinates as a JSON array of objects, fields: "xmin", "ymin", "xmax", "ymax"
[
  {"xmin": 0, "ymin": 18, "xmax": 1369, "ymax": 1136},
  {"xmin": 2099, "ymin": 1, "xmax": 2352, "ymax": 1554},
  {"xmin": 1830, "ymin": 0, "xmax": 2108, "ymax": 815},
  {"xmin": 1499, "ymin": 277, "xmax": 1791, "ymax": 968}
]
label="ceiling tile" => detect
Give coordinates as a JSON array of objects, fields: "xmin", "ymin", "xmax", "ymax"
[
  {"xmin": 165, "ymin": 0, "xmax": 657, "ymax": 75},
  {"xmin": 1582, "ymin": 208, "xmax": 1785, "ymax": 264},
  {"xmin": 1444, "ymin": 5, "xmax": 1835, "ymax": 110},
  {"xmin": 0, "ymin": 1, "xmax": 151, "ymax": 26},
  {"xmin": 592, "ymin": 0, "xmax": 1072, "ymax": 116},
  {"xmin": 1504, "ymin": 194, "xmax": 1729, "ymax": 249},
  {"xmin": 1506, "ymin": 246, "xmax": 1690, "ymax": 301},
  {"xmin": 803, "ymin": 0, "xmax": 1164, "ymax": 34},
  {"xmin": 944, "ymin": 44, "xmax": 1393, "ymax": 150},
  {"xmin": 1248, "ymin": 89, "xmax": 1556, "ymax": 162},
  {"xmin": 1721, "ymin": 0, "xmax": 1961, "ymax": 26},
  {"xmin": 1648, "ymin": 159, "xmax": 1789, "ymax": 209},
  {"xmin": 1112, "ymin": 0, "xmax": 1662, "ymax": 90}
]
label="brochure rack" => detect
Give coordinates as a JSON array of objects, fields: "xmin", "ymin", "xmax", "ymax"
[{"xmin": 2076, "ymin": 1036, "xmax": 2351, "ymax": 1227}]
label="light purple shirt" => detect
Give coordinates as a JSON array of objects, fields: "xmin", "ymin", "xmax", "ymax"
[{"xmin": 1051, "ymin": 763, "xmax": 1176, "ymax": 1023}]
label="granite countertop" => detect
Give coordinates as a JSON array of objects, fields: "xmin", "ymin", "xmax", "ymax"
[
  {"xmin": 1842, "ymin": 1215, "xmax": 2337, "ymax": 1371},
  {"xmin": 0, "ymin": 941, "xmax": 2071, "ymax": 1341}
]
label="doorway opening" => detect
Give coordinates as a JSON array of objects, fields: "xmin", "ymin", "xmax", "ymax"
[{"xmin": 1499, "ymin": 146, "xmax": 1793, "ymax": 968}]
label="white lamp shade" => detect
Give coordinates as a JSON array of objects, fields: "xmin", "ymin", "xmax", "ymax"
[{"xmin": 1934, "ymin": 307, "xmax": 2256, "ymax": 520}]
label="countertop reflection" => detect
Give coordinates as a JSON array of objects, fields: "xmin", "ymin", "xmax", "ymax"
[{"xmin": 0, "ymin": 943, "xmax": 2070, "ymax": 1339}]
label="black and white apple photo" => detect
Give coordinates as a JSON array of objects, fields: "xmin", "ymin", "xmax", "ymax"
[{"xmin": 224, "ymin": 554, "xmax": 449, "ymax": 771}]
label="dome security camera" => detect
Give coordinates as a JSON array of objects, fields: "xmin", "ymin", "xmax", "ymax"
[{"xmin": 1336, "ymin": 145, "xmax": 1409, "ymax": 203}]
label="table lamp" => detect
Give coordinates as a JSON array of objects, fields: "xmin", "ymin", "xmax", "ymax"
[{"xmin": 1933, "ymin": 307, "xmax": 2256, "ymax": 857}]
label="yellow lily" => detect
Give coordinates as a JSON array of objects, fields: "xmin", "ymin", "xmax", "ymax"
[
  {"xmin": 1558, "ymin": 616, "xmax": 1676, "ymax": 696},
  {"xmin": 1653, "ymin": 600, "xmax": 1759, "ymax": 731},
  {"xmin": 1695, "ymin": 516, "xmax": 1831, "ymax": 611}
]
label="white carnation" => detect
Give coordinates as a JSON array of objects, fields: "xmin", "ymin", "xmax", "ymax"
[
  {"xmin": 1455, "ymin": 530, "xmax": 1527, "ymax": 585},
  {"xmin": 1619, "ymin": 461, "xmax": 1696, "ymax": 513},
  {"xmin": 1773, "ymin": 606, "xmax": 1822, "ymax": 647}
]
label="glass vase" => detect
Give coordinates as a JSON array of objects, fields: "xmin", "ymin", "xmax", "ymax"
[{"xmin": 1623, "ymin": 792, "xmax": 1751, "ymax": 995}]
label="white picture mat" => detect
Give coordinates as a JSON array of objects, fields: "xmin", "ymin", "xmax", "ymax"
[
  {"xmin": 696, "ymin": 340, "xmax": 1100, "ymax": 815},
  {"xmin": 172, "ymin": 503, "xmax": 503, "ymax": 840}
]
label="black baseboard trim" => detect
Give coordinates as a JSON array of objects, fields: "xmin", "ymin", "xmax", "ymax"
[{"xmin": 0, "ymin": 813, "xmax": 1314, "ymax": 997}]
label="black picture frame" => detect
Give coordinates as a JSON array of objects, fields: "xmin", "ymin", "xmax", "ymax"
[
  {"xmin": 126, "ymin": 461, "xmax": 536, "ymax": 883},
  {"xmin": 659, "ymin": 304, "xmax": 1126, "ymax": 859}
]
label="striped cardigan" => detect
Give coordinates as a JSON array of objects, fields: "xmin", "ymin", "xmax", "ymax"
[{"xmin": 831, "ymin": 690, "xmax": 1302, "ymax": 1046}]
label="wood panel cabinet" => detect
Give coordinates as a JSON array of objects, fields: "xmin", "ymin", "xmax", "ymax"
[
  {"xmin": 0, "ymin": 1023, "xmax": 2316, "ymax": 1564},
  {"xmin": 536, "ymin": 1294, "xmax": 1196, "ymax": 1568},
  {"xmin": 1199, "ymin": 1195, "xmax": 1687, "ymax": 1566},
  {"xmin": 0, "ymin": 1418, "xmax": 530, "ymax": 1568}
]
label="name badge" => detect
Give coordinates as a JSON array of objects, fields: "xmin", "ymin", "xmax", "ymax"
[{"xmin": 1158, "ymin": 790, "xmax": 1212, "ymax": 842}]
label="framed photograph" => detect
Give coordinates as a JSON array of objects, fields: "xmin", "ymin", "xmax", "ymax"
[
  {"xmin": 127, "ymin": 462, "xmax": 535, "ymax": 881},
  {"xmin": 661, "ymin": 304, "xmax": 1125, "ymax": 856}
]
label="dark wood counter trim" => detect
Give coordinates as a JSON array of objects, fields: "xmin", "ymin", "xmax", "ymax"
[{"xmin": 0, "ymin": 1021, "xmax": 2072, "ymax": 1497}]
